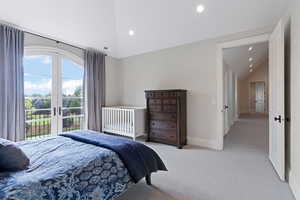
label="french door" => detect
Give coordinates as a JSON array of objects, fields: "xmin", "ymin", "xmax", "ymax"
[{"xmin": 24, "ymin": 49, "xmax": 85, "ymax": 139}]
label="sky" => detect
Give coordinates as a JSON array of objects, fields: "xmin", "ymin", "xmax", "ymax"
[{"xmin": 24, "ymin": 55, "xmax": 84, "ymax": 96}]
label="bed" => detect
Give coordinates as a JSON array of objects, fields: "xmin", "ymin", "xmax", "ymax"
[{"xmin": 0, "ymin": 130, "xmax": 167, "ymax": 200}]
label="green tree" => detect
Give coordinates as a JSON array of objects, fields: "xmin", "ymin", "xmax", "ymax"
[
  {"xmin": 25, "ymin": 99, "xmax": 33, "ymax": 110},
  {"xmin": 74, "ymin": 86, "xmax": 82, "ymax": 97}
]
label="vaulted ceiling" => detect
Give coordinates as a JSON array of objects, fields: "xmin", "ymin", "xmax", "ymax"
[{"xmin": 0, "ymin": 0, "xmax": 290, "ymax": 58}]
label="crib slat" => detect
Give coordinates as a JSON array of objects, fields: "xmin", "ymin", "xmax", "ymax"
[
  {"xmin": 128, "ymin": 110, "xmax": 130, "ymax": 133},
  {"xmin": 103, "ymin": 108, "xmax": 106, "ymax": 130},
  {"xmin": 110, "ymin": 109, "xmax": 112, "ymax": 130},
  {"xmin": 121, "ymin": 110, "xmax": 123, "ymax": 133},
  {"xmin": 114, "ymin": 109, "xmax": 116, "ymax": 131},
  {"xmin": 106, "ymin": 108, "xmax": 108, "ymax": 130},
  {"xmin": 107, "ymin": 109, "xmax": 109, "ymax": 130},
  {"xmin": 112, "ymin": 109, "xmax": 114, "ymax": 130},
  {"xmin": 125, "ymin": 110, "xmax": 128, "ymax": 133},
  {"xmin": 107, "ymin": 108, "xmax": 109, "ymax": 130},
  {"xmin": 122, "ymin": 109, "xmax": 126, "ymax": 134},
  {"xmin": 105, "ymin": 108, "xmax": 108, "ymax": 130},
  {"xmin": 130, "ymin": 110, "xmax": 133, "ymax": 133},
  {"xmin": 132, "ymin": 110, "xmax": 136, "ymax": 140},
  {"xmin": 118, "ymin": 109, "xmax": 120, "ymax": 132},
  {"xmin": 119, "ymin": 109, "xmax": 121, "ymax": 133},
  {"xmin": 102, "ymin": 108, "xmax": 104, "ymax": 130}
]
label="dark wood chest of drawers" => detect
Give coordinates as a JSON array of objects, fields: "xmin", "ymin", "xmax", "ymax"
[{"xmin": 145, "ymin": 90, "xmax": 187, "ymax": 149}]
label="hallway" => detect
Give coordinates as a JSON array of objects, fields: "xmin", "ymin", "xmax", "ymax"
[
  {"xmin": 224, "ymin": 115, "xmax": 268, "ymax": 155},
  {"xmin": 119, "ymin": 116, "xmax": 295, "ymax": 200}
]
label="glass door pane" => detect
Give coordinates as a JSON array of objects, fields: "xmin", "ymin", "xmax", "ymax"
[
  {"xmin": 24, "ymin": 55, "xmax": 53, "ymax": 139},
  {"xmin": 60, "ymin": 58, "xmax": 85, "ymax": 132}
]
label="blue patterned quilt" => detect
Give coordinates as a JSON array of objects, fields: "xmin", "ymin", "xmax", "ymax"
[{"xmin": 0, "ymin": 136, "xmax": 134, "ymax": 200}]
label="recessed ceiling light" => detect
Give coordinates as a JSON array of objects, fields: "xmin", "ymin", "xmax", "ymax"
[
  {"xmin": 196, "ymin": 5, "xmax": 205, "ymax": 13},
  {"xmin": 249, "ymin": 64, "xmax": 253, "ymax": 68},
  {"xmin": 249, "ymin": 57, "xmax": 253, "ymax": 62},
  {"xmin": 129, "ymin": 30, "xmax": 135, "ymax": 36},
  {"xmin": 248, "ymin": 46, "xmax": 253, "ymax": 51}
]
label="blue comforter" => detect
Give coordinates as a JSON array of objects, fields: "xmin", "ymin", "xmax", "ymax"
[
  {"xmin": 0, "ymin": 134, "xmax": 133, "ymax": 200},
  {"xmin": 61, "ymin": 130, "xmax": 167, "ymax": 183}
]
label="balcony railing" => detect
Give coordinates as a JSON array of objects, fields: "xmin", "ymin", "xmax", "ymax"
[{"xmin": 25, "ymin": 108, "xmax": 84, "ymax": 140}]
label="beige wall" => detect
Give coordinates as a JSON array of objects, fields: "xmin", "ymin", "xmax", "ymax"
[
  {"xmin": 105, "ymin": 57, "xmax": 122, "ymax": 106},
  {"xmin": 119, "ymin": 40, "xmax": 219, "ymax": 146},
  {"xmin": 117, "ymin": 28, "xmax": 271, "ymax": 148},
  {"xmin": 238, "ymin": 61, "xmax": 269, "ymax": 114}
]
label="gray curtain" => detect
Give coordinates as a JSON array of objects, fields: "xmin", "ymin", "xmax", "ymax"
[
  {"xmin": 0, "ymin": 25, "xmax": 25, "ymax": 141},
  {"xmin": 84, "ymin": 49, "xmax": 106, "ymax": 132}
]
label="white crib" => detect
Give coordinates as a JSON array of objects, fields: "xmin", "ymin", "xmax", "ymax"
[{"xmin": 102, "ymin": 106, "xmax": 146, "ymax": 140}]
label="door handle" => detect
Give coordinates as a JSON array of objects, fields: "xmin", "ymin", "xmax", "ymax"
[
  {"xmin": 221, "ymin": 105, "xmax": 229, "ymax": 112},
  {"xmin": 274, "ymin": 115, "xmax": 282, "ymax": 123},
  {"xmin": 53, "ymin": 107, "xmax": 56, "ymax": 116},
  {"xmin": 59, "ymin": 107, "xmax": 62, "ymax": 116}
]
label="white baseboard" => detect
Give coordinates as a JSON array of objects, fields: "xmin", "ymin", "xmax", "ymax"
[
  {"xmin": 289, "ymin": 170, "xmax": 300, "ymax": 200},
  {"xmin": 187, "ymin": 137, "xmax": 222, "ymax": 150}
]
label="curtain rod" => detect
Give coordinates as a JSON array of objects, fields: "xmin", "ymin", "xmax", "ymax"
[
  {"xmin": 25, "ymin": 31, "xmax": 108, "ymax": 56},
  {"xmin": 0, "ymin": 20, "xmax": 108, "ymax": 56}
]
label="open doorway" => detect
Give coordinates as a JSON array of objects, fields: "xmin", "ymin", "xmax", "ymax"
[
  {"xmin": 217, "ymin": 20, "xmax": 286, "ymax": 181},
  {"xmin": 223, "ymin": 41, "xmax": 269, "ymax": 137}
]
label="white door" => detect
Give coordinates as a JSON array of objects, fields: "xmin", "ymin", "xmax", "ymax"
[
  {"xmin": 24, "ymin": 50, "xmax": 85, "ymax": 139},
  {"xmin": 24, "ymin": 54, "xmax": 56, "ymax": 139},
  {"xmin": 269, "ymin": 20, "xmax": 285, "ymax": 181},
  {"xmin": 255, "ymin": 82, "xmax": 265, "ymax": 113},
  {"xmin": 60, "ymin": 57, "xmax": 85, "ymax": 133}
]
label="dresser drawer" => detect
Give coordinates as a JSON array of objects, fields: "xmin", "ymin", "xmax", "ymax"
[
  {"xmin": 149, "ymin": 99, "xmax": 162, "ymax": 105},
  {"xmin": 163, "ymin": 105, "xmax": 177, "ymax": 113},
  {"xmin": 149, "ymin": 129, "xmax": 177, "ymax": 142},
  {"xmin": 146, "ymin": 91, "xmax": 179, "ymax": 98},
  {"xmin": 163, "ymin": 99, "xmax": 177, "ymax": 105},
  {"xmin": 148, "ymin": 104, "xmax": 162, "ymax": 112},
  {"xmin": 146, "ymin": 92, "xmax": 163, "ymax": 98},
  {"xmin": 149, "ymin": 113, "xmax": 177, "ymax": 121},
  {"xmin": 150, "ymin": 120, "xmax": 177, "ymax": 130},
  {"xmin": 162, "ymin": 92, "xmax": 178, "ymax": 98}
]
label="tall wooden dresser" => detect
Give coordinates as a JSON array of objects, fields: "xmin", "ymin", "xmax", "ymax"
[{"xmin": 145, "ymin": 90, "xmax": 187, "ymax": 149}]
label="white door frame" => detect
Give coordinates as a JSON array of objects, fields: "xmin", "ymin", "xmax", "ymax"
[
  {"xmin": 216, "ymin": 34, "xmax": 270, "ymax": 150},
  {"xmin": 24, "ymin": 46, "xmax": 85, "ymax": 135}
]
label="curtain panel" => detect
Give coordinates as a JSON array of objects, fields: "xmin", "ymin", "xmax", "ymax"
[
  {"xmin": 0, "ymin": 24, "xmax": 25, "ymax": 141},
  {"xmin": 84, "ymin": 49, "xmax": 106, "ymax": 132}
]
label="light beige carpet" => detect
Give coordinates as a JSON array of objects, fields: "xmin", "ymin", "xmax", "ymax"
[{"xmin": 117, "ymin": 117, "xmax": 295, "ymax": 200}]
